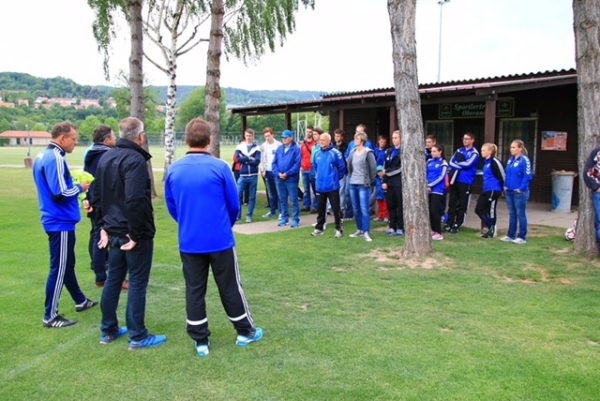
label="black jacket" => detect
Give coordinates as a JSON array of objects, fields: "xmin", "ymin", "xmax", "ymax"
[
  {"xmin": 383, "ymin": 146, "xmax": 402, "ymax": 187},
  {"xmin": 91, "ymin": 138, "xmax": 155, "ymax": 241},
  {"xmin": 83, "ymin": 143, "xmax": 111, "ymax": 220}
]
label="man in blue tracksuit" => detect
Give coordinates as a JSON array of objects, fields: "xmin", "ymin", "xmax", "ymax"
[
  {"xmin": 165, "ymin": 118, "xmax": 262, "ymax": 357},
  {"xmin": 272, "ymin": 130, "xmax": 302, "ymax": 228},
  {"xmin": 446, "ymin": 132, "xmax": 480, "ymax": 233},
  {"xmin": 234, "ymin": 129, "xmax": 261, "ymax": 223},
  {"xmin": 310, "ymin": 133, "xmax": 347, "ymax": 238},
  {"xmin": 33, "ymin": 121, "xmax": 97, "ymax": 328}
]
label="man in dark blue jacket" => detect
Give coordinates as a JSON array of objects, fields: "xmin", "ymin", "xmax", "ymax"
[
  {"xmin": 311, "ymin": 133, "xmax": 347, "ymax": 238},
  {"xmin": 234, "ymin": 129, "xmax": 261, "ymax": 223},
  {"xmin": 272, "ymin": 130, "xmax": 302, "ymax": 228},
  {"xmin": 33, "ymin": 121, "xmax": 97, "ymax": 328},
  {"xmin": 92, "ymin": 117, "xmax": 165, "ymax": 350},
  {"xmin": 165, "ymin": 118, "xmax": 263, "ymax": 357},
  {"xmin": 83, "ymin": 124, "xmax": 116, "ymax": 287}
]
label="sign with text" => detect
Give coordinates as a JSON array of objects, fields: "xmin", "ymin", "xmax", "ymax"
[
  {"xmin": 438, "ymin": 98, "xmax": 514, "ymax": 119},
  {"xmin": 541, "ymin": 131, "xmax": 567, "ymax": 151}
]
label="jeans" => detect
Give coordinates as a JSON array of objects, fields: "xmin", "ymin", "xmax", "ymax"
[
  {"xmin": 592, "ymin": 191, "xmax": 600, "ymax": 253},
  {"xmin": 101, "ymin": 236, "xmax": 153, "ymax": 341},
  {"xmin": 89, "ymin": 218, "xmax": 108, "ymax": 283},
  {"xmin": 264, "ymin": 171, "xmax": 279, "ymax": 216},
  {"xmin": 276, "ymin": 179, "xmax": 299, "ymax": 224},
  {"xmin": 301, "ymin": 170, "xmax": 317, "ymax": 209},
  {"xmin": 349, "ymin": 184, "xmax": 371, "ymax": 233},
  {"xmin": 339, "ymin": 175, "xmax": 348, "ymax": 216},
  {"xmin": 505, "ymin": 190, "xmax": 529, "ymax": 240},
  {"xmin": 237, "ymin": 176, "xmax": 258, "ymax": 219}
]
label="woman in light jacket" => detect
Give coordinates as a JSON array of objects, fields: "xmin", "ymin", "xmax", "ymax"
[{"xmin": 347, "ymin": 131, "xmax": 377, "ymax": 242}]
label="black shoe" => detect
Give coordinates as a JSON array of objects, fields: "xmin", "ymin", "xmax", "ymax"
[
  {"xmin": 450, "ymin": 227, "xmax": 459, "ymax": 234},
  {"xmin": 43, "ymin": 315, "xmax": 77, "ymax": 328},
  {"xmin": 75, "ymin": 298, "xmax": 98, "ymax": 312},
  {"xmin": 301, "ymin": 207, "xmax": 310, "ymax": 212},
  {"xmin": 482, "ymin": 227, "xmax": 495, "ymax": 238},
  {"xmin": 310, "ymin": 209, "xmax": 318, "ymax": 214},
  {"xmin": 443, "ymin": 225, "xmax": 452, "ymax": 233}
]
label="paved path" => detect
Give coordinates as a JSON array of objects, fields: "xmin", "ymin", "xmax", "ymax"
[{"xmin": 233, "ymin": 198, "xmax": 578, "ymax": 235}]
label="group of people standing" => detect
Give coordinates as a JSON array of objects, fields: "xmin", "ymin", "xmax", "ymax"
[
  {"xmin": 426, "ymin": 133, "xmax": 533, "ymax": 243},
  {"xmin": 33, "ymin": 117, "xmax": 262, "ymax": 358}
]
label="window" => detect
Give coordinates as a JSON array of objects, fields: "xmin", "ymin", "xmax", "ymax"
[
  {"xmin": 425, "ymin": 120, "xmax": 454, "ymax": 159},
  {"xmin": 498, "ymin": 118, "xmax": 537, "ymax": 170}
]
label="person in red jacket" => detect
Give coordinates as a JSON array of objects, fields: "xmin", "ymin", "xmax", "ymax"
[{"xmin": 300, "ymin": 126, "xmax": 317, "ymax": 212}]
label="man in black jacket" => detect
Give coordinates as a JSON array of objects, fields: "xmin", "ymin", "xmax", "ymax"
[{"xmin": 91, "ymin": 117, "xmax": 166, "ymax": 350}]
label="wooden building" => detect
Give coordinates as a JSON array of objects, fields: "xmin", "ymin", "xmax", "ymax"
[{"xmin": 231, "ymin": 69, "xmax": 578, "ymax": 204}]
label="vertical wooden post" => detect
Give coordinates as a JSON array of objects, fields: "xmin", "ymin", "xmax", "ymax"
[
  {"xmin": 285, "ymin": 113, "xmax": 292, "ymax": 130},
  {"xmin": 338, "ymin": 109, "xmax": 345, "ymax": 130},
  {"xmin": 241, "ymin": 115, "xmax": 247, "ymax": 133},
  {"xmin": 484, "ymin": 97, "xmax": 497, "ymax": 144},
  {"xmin": 390, "ymin": 106, "xmax": 398, "ymax": 133}
]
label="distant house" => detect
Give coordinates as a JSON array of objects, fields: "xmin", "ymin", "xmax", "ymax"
[
  {"xmin": 0, "ymin": 101, "xmax": 15, "ymax": 108},
  {"xmin": 0, "ymin": 130, "xmax": 51, "ymax": 146},
  {"xmin": 18, "ymin": 99, "xmax": 29, "ymax": 106}
]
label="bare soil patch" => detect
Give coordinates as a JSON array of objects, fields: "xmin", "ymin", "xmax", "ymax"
[{"xmin": 363, "ymin": 248, "xmax": 450, "ymax": 270}]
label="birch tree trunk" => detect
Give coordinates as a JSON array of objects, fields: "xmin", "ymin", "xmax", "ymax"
[
  {"xmin": 205, "ymin": 0, "xmax": 224, "ymax": 158},
  {"xmin": 573, "ymin": 0, "xmax": 600, "ymax": 254},
  {"xmin": 163, "ymin": 50, "xmax": 177, "ymax": 174},
  {"xmin": 388, "ymin": 0, "xmax": 432, "ymax": 257},
  {"xmin": 129, "ymin": 0, "xmax": 157, "ymax": 197}
]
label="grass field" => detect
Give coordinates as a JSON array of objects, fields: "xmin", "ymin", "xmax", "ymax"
[
  {"xmin": 1, "ymin": 167, "xmax": 600, "ymax": 400},
  {"xmin": 0, "ymin": 145, "xmax": 238, "ymax": 167}
]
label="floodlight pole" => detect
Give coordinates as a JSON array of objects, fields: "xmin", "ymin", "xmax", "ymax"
[
  {"xmin": 437, "ymin": 0, "xmax": 450, "ymax": 83},
  {"xmin": 26, "ymin": 124, "xmax": 31, "ymax": 158}
]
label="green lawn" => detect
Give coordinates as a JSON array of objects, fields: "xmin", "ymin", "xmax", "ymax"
[
  {"xmin": 0, "ymin": 145, "xmax": 238, "ymax": 166},
  {"xmin": 1, "ymin": 167, "xmax": 600, "ymax": 400}
]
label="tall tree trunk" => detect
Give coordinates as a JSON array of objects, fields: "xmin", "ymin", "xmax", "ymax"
[
  {"xmin": 573, "ymin": 0, "xmax": 600, "ymax": 255},
  {"xmin": 129, "ymin": 0, "xmax": 157, "ymax": 197},
  {"xmin": 205, "ymin": 0, "xmax": 224, "ymax": 158},
  {"xmin": 163, "ymin": 49, "xmax": 177, "ymax": 177},
  {"xmin": 388, "ymin": 0, "xmax": 432, "ymax": 257}
]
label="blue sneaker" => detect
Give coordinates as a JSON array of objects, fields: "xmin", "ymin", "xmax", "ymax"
[
  {"xmin": 100, "ymin": 326, "xmax": 128, "ymax": 344},
  {"xmin": 385, "ymin": 228, "xmax": 395, "ymax": 236},
  {"xmin": 395, "ymin": 229, "xmax": 404, "ymax": 236},
  {"xmin": 236, "ymin": 327, "xmax": 263, "ymax": 346},
  {"xmin": 278, "ymin": 220, "xmax": 289, "ymax": 227},
  {"xmin": 290, "ymin": 221, "xmax": 299, "ymax": 228},
  {"xmin": 128, "ymin": 334, "xmax": 167, "ymax": 350},
  {"xmin": 195, "ymin": 341, "xmax": 209, "ymax": 357}
]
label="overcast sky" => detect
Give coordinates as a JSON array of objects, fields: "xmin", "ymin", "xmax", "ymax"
[{"xmin": 0, "ymin": 0, "xmax": 575, "ymax": 93}]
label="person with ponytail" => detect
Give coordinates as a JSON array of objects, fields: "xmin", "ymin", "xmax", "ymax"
[
  {"xmin": 476, "ymin": 143, "xmax": 505, "ymax": 239},
  {"xmin": 501, "ymin": 140, "xmax": 533, "ymax": 244},
  {"xmin": 427, "ymin": 144, "xmax": 448, "ymax": 240}
]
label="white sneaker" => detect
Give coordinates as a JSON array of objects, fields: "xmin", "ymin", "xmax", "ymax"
[
  {"xmin": 245, "ymin": 216, "xmax": 252, "ymax": 223},
  {"xmin": 512, "ymin": 238, "xmax": 527, "ymax": 244},
  {"xmin": 334, "ymin": 230, "xmax": 343, "ymax": 238},
  {"xmin": 311, "ymin": 229, "xmax": 324, "ymax": 236},
  {"xmin": 500, "ymin": 236, "xmax": 514, "ymax": 242},
  {"xmin": 349, "ymin": 230, "xmax": 364, "ymax": 238},
  {"xmin": 363, "ymin": 232, "xmax": 373, "ymax": 242}
]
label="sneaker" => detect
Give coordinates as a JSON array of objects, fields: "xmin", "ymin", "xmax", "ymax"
[
  {"xmin": 122, "ymin": 280, "xmax": 129, "ymax": 291},
  {"xmin": 236, "ymin": 327, "xmax": 263, "ymax": 346},
  {"xmin": 363, "ymin": 232, "xmax": 373, "ymax": 242},
  {"xmin": 43, "ymin": 315, "xmax": 77, "ymax": 328},
  {"xmin": 512, "ymin": 238, "xmax": 527, "ymax": 244},
  {"xmin": 450, "ymin": 227, "xmax": 459, "ymax": 234},
  {"xmin": 311, "ymin": 229, "xmax": 324, "ymax": 236},
  {"xmin": 262, "ymin": 213, "xmax": 275, "ymax": 218},
  {"xmin": 395, "ymin": 229, "xmax": 404, "ymax": 236},
  {"xmin": 385, "ymin": 228, "xmax": 395, "ymax": 236},
  {"xmin": 100, "ymin": 327, "xmax": 129, "ymax": 344},
  {"xmin": 373, "ymin": 217, "xmax": 383, "ymax": 222},
  {"xmin": 482, "ymin": 227, "xmax": 495, "ymax": 239},
  {"xmin": 432, "ymin": 232, "xmax": 444, "ymax": 241},
  {"xmin": 278, "ymin": 220, "xmax": 289, "ymax": 227},
  {"xmin": 310, "ymin": 209, "xmax": 318, "ymax": 214},
  {"xmin": 128, "ymin": 334, "xmax": 167, "ymax": 350},
  {"xmin": 245, "ymin": 216, "xmax": 252, "ymax": 223},
  {"xmin": 349, "ymin": 230, "xmax": 364, "ymax": 238},
  {"xmin": 195, "ymin": 341, "xmax": 210, "ymax": 357},
  {"xmin": 383, "ymin": 218, "xmax": 389, "ymax": 223},
  {"xmin": 290, "ymin": 221, "xmax": 299, "ymax": 228},
  {"xmin": 500, "ymin": 236, "xmax": 515, "ymax": 242},
  {"xmin": 278, "ymin": 214, "xmax": 282, "ymax": 221},
  {"xmin": 75, "ymin": 298, "xmax": 98, "ymax": 312},
  {"xmin": 443, "ymin": 225, "xmax": 452, "ymax": 233},
  {"xmin": 334, "ymin": 230, "xmax": 343, "ymax": 238},
  {"xmin": 491, "ymin": 225, "xmax": 497, "ymax": 238}
]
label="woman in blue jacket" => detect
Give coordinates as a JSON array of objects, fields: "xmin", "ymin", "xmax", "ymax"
[
  {"xmin": 475, "ymin": 143, "xmax": 505, "ymax": 239},
  {"xmin": 426, "ymin": 145, "xmax": 448, "ymax": 240},
  {"xmin": 501, "ymin": 140, "xmax": 533, "ymax": 244}
]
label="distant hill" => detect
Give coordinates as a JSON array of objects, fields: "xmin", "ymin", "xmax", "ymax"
[{"xmin": 0, "ymin": 72, "xmax": 327, "ymax": 107}]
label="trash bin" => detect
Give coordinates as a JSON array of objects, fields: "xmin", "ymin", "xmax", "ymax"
[{"xmin": 551, "ymin": 171, "xmax": 577, "ymax": 213}]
